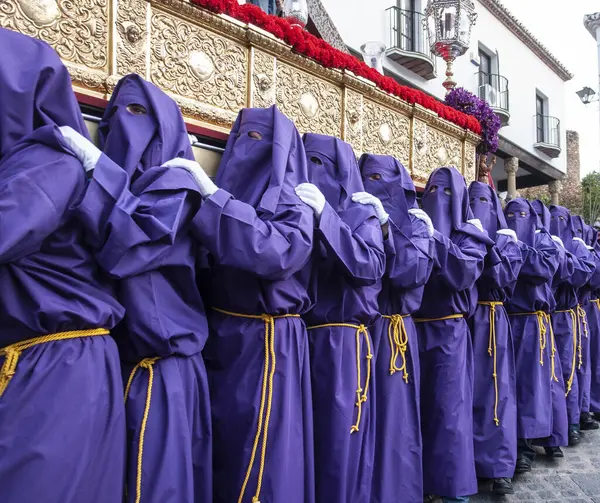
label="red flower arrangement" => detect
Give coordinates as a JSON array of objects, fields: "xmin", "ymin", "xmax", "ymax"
[{"xmin": 190, "ymin": 0, "xmax": 482, "ymax": 136}]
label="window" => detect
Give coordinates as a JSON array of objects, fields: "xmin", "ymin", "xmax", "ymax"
[
  {"xmin": 479, "ymin": 50, "xmax": 492, "ymax": 86},
  {"xmin": 536, "ymin": 93, "xmax": 546, "ymax": 143}
]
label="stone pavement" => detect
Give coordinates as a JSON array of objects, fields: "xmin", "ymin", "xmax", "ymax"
[{"xmin": 471, "ymin": 429, "xmax": 600, "ymax": 502}]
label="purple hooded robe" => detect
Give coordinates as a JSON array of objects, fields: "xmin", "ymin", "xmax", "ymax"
[
  {"xmin": 360, "ymin": 154, "xmax": 433, "ymax": 503},
  {"xmin": 303, "ymin": 135, "xmax": 385, "ymax": 503},
  {"xmin": 416, "ymin": 167, "xmax": 489, "ymax": 498},
  {"xmin": 569, "ymin": 216, "xmax": 600, "ymax": 416},
  {"xmin": 580, "ymin": 222, "xmax": 600, "ymax": 412},
  {"xmin": 75, "ymin": 75, "xmax": 211, "ymax": 502},
  {"xmin": 504, "ymin": 199, "xmax": 560, "ymax": 441},
  {"xmin": 468, "ymin": 182, "xmax": 522, "ymax": 479},
  {"xmin": 547, "ymin": 205, "xmax": 595, "ymax": 432},
  {"xmin": 190, "ymin": 106, "xmax": 316, "ymax": 503},
  {"xmin": 0, "ymin": 28, "xmax": 125, "ymax": 502}
]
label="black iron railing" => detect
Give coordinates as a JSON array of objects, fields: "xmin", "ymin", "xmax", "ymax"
[
  {"xmin": 476, "ymin": 72, "xmax": 509, "ymax": 113},
  {"xmin": 535, "ymin": 115, "xmax": 560, "ymax": 147},
  {"xmin": 386, "ymin": 7, "xmax": 431, "ymax": 58}
]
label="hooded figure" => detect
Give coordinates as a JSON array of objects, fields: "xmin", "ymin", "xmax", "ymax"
[
  {"xmin": 468, "ymin": 182, "xmax": 523, "ymax": 495},
  {"xmin": 189, "ymin": 106, "xmax": 316, "ymax": 503},
  {"xmin": 582, "ymin": 222, "xmax": 600, "ymax": 415},
  {"xmin": 415, "ymin": 167, "xmax": 490, "ymax": 501},
  {"xmin": 301, "ymin": 134, "xmax": 385, "ymax": 503},
  {"xmin": 504, "ymin": 198, "xmax": 560, "ymax": 472},
  {"xmin": 545, "ymin": 205, "xmax": 595, "ymax": 447},
  {"xmin": 360, "ymin": 154, "xmax": 434, "ymax": 503},
  {"xmin": 572, "ymin": 216, "xmax": 600, "ymax": 430},
  {"xmin": 72, "ymin": 74, "xmax": 212, "ymax": 503},
  {"xmin": 0, "ymin": 28, "xmax": 125, "ymax": 502}
]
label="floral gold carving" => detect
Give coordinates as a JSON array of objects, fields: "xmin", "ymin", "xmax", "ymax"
[
  {"xmin": 1, "ymin": 0, "xmax": 108, "ymax": 69},
  {"xmin": 150, "ymin": 12, "xmax": 247, "ymax": 112},
  {"xmin": 343, "ymin": 89, "xmax": 363, "ymax": 152},
  {"xmin": 362, "ymin": 100, "xmax": 410, "ymax": 166},
  {"xmin": 413, "ymin": 118, "xmax": 463, "ymax": 182},
  {"xmin": 251, "ymin": 48, "xmax": 275, "ymax": 108},
  {"xmin": 463, "ymin": 141, "xmax": 477, "ymax": 185},
  {"xmin": 276, "ymin": 62, "xmax": 341, "ymax": 136},
  {"xmin": 115, "ymin": 0, "xmax": 148, "ymax": 76}
]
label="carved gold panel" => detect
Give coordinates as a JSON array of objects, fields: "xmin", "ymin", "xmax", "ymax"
[
  {"xmin": 362, "ymin": 100, "xmax": 410, "ymax": 167},
  {"xmin": 150, "ymin": 12, "xmax": 248, "ymax": 113},
  {"xmin": 251, "ymin": 48, "xmax": 276, "ymax": 108},
  {"xmin": 275, "ymin": 62, "xmax": 342, "ymax": 136},
  {"xmin": 412, "ymin": 118, "xmax": 463, "ymax": 184},
  {"xmin": 343, "ymin": 89, "xmax": 364, "ymax": 153},
  {"xmin": 0, "ymin": 0, "xmax": 109, "ymax": 70},
  {"xmin": 463, "ymin": 142, "xmax": 477, "ymax": 186},
  {"xmin": 115, "ymin": 0, "xmax": 149, "ymax": 77}
]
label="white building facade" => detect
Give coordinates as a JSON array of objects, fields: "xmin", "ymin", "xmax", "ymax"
[{"xmin": 318, "ymin": 0, "xmax": 573, "ymax": 198}]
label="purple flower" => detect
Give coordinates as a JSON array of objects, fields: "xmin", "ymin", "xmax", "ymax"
[{"xmin": 445, "ymin": 87, "xmax": 501, "ymax": 154}]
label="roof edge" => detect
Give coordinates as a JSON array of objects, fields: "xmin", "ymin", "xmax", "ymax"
[{"xmin": 479, "ymin": 0, "xmax": 573, "ymax": 82}]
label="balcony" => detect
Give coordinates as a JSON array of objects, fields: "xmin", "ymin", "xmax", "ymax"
[
  {"xmin": 533, "ymin": 115, "xmax": 561, "ymax": 158},
  {"xmin": 386, "ymin": 6, "xmax": 436, "ymax": 80},
  {"xmin": 477, "ymin": 72, "xmax": 510, "ymax": 126}
]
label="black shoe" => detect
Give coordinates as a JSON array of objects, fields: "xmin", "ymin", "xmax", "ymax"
[
  {"xmin": 569, "ymin": 429, "xmax": 582, "ymax": 446},
  {"xmin": 515, "ymin": 457, "xmax": 532, "ymax": 473},
  {"xmin": 544, "ymin": 446, "xmax": 564, "ymax": 458},
  {"xmin": 581, "ymin": 412, "xmax": 600, "ymax": 430},
  {"xmin": 492, "ymin": 478, "xmax": 514, "ymax": 495}
]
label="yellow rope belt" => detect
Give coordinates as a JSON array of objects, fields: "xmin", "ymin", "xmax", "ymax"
[
  {"xmin": 576, "ymin": 304, "xmax": 588, "ymax": 370},
  {"xmin": 307, "ymin": 322, "xmax": 373, "ymax": 434},
  {"xmin": 0, "ymin": 328, "xmax": 109, "ymax": 398},
  {"xmin": 555, "ymin": 309, "xmax": 577, "ymax": 396},
  {"xmin": 592, "ymin": 299, "xmax": 600, "ymax": 312},
  {"xmin": 478, "ymin": 301, "xmax": 504, "ymax": 426},
  {"xmin": 214, "ymin": 307, "xmax": 300, "ymax": 503},
  {"xmin": 382, "ymin": 314, "xmax": 410, "ymax": 383},
  {"xmin": 124, "ymin": 357, "xmax": 161, "ymax": 503},
  {"xmin": 413, "ymin": 313, "xmax": 464, "ymax": 323}
]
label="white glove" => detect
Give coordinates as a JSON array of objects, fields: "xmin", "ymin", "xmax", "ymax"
[
  {"xmin": 352, "ymin": 192, "xmax": 389, "ymax": 226},
  {"xmin": 551, "ymin": 235, "xmax": 564, "ymax": 248},
  {"xmin": 573, "ymin": 237, "xmax": 587, "ymax": 247},
  {"xmin": 58, "ymin": 126, "xmax": 101, "ymax": 173},
  {"xmin": 188, "ymin": 134, "xmax": 198, "ymax": 145},
  {"xmin": 535, "ymin": 229, "xmax": 541, "ymax": 234},
  {"xmin": 497, "ymin": 228, "xmax": 517, "ymax": 243},
  {"xmin": 467, "ymin": 218, "xmax": 485, "ymax": 234},
  {"xmin": 295, "ymin": 183, "xmax": 326, "ymax": 219},
  {"xmin": 162, "ymin": 158, "xmax": 217, "ymax": 198},
  {"xmin": 408, "ymin": 208, "xmax": 434, "ymax": 237}
]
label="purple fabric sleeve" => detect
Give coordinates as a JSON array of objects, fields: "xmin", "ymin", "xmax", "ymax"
[{"xmin": 191, "ymin": 186, "xmax": 313, "ymax": 281}]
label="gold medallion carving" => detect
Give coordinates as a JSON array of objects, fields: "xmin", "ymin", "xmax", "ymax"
[
  {"xmin": 150, "ymin": 13, "xmax": 247, "ymax": 112},
  {"xmin": 463, "ymin": 142, "xmax": 477, "ymax": 185},
  {"xmin": 343, "ymin": 89, "xmax": 363, "ymax": 153},
  {"xmin": 0, "ymin": 0, "xmax": 108, "ymax": 69},
  {"xmin": 276, "ymin": 62, "xmax": 341, "ymax": 136},
  {"xmin": 251, "ymin": 49, "xmax": 276, "ymax": 108},
  {"xmin": 413, "ymin": 118, "xmax": 463, "ymax": 183},
  {"xmin": 115, "ymin": 0, "xmax": 148, "ymax": 77},
  {"xmin": 362, "ymin": 100, "xmax": 410, "ymax": 166}
]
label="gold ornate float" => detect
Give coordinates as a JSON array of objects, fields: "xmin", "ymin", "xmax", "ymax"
[{"xmin": 1, "ymin": 0, "xmax": 479, "ymax": 185}]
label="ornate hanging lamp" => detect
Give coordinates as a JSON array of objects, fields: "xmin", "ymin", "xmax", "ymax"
[{"xmin": 424, "ymin": 0, "xmax": 477, "ymax": 93}]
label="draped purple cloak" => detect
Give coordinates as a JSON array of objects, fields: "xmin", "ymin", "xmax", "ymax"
[
  {"xmin": 468, "ymin": 182, "xmax": 522, "ymax": 478},
  {"xmin": 303, "ymin": 135, "xmax": 385, "ymax": 503},
  {"xmin": 0, "ymin": 28, "xmax": 125, "ymax": 502},
  {"xmin": 416, "ymin": 168, "xmax": 489, "ymax": 498},
  {"xmin": 191, "ymin": 107, "xmax": 316, "ymax": 503},
  {"xmin": 76, "ymin": 75, "xmax": 212, "ymax": 502},
  {"xmin": 361, "ymin": 154, "xmax": 434, "ymax": 503},
  {"xmin": 581, "ymin": 220, "xmax": 600, "ymax": 412},
  {"xmin": 504, "ymin": 199, "xmax": 560, "ymax": 440}
]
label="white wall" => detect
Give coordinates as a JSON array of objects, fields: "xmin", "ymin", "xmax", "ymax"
[{"xmin": 320, "ymin": 0, "xmax": 567, "ymax": 176}]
